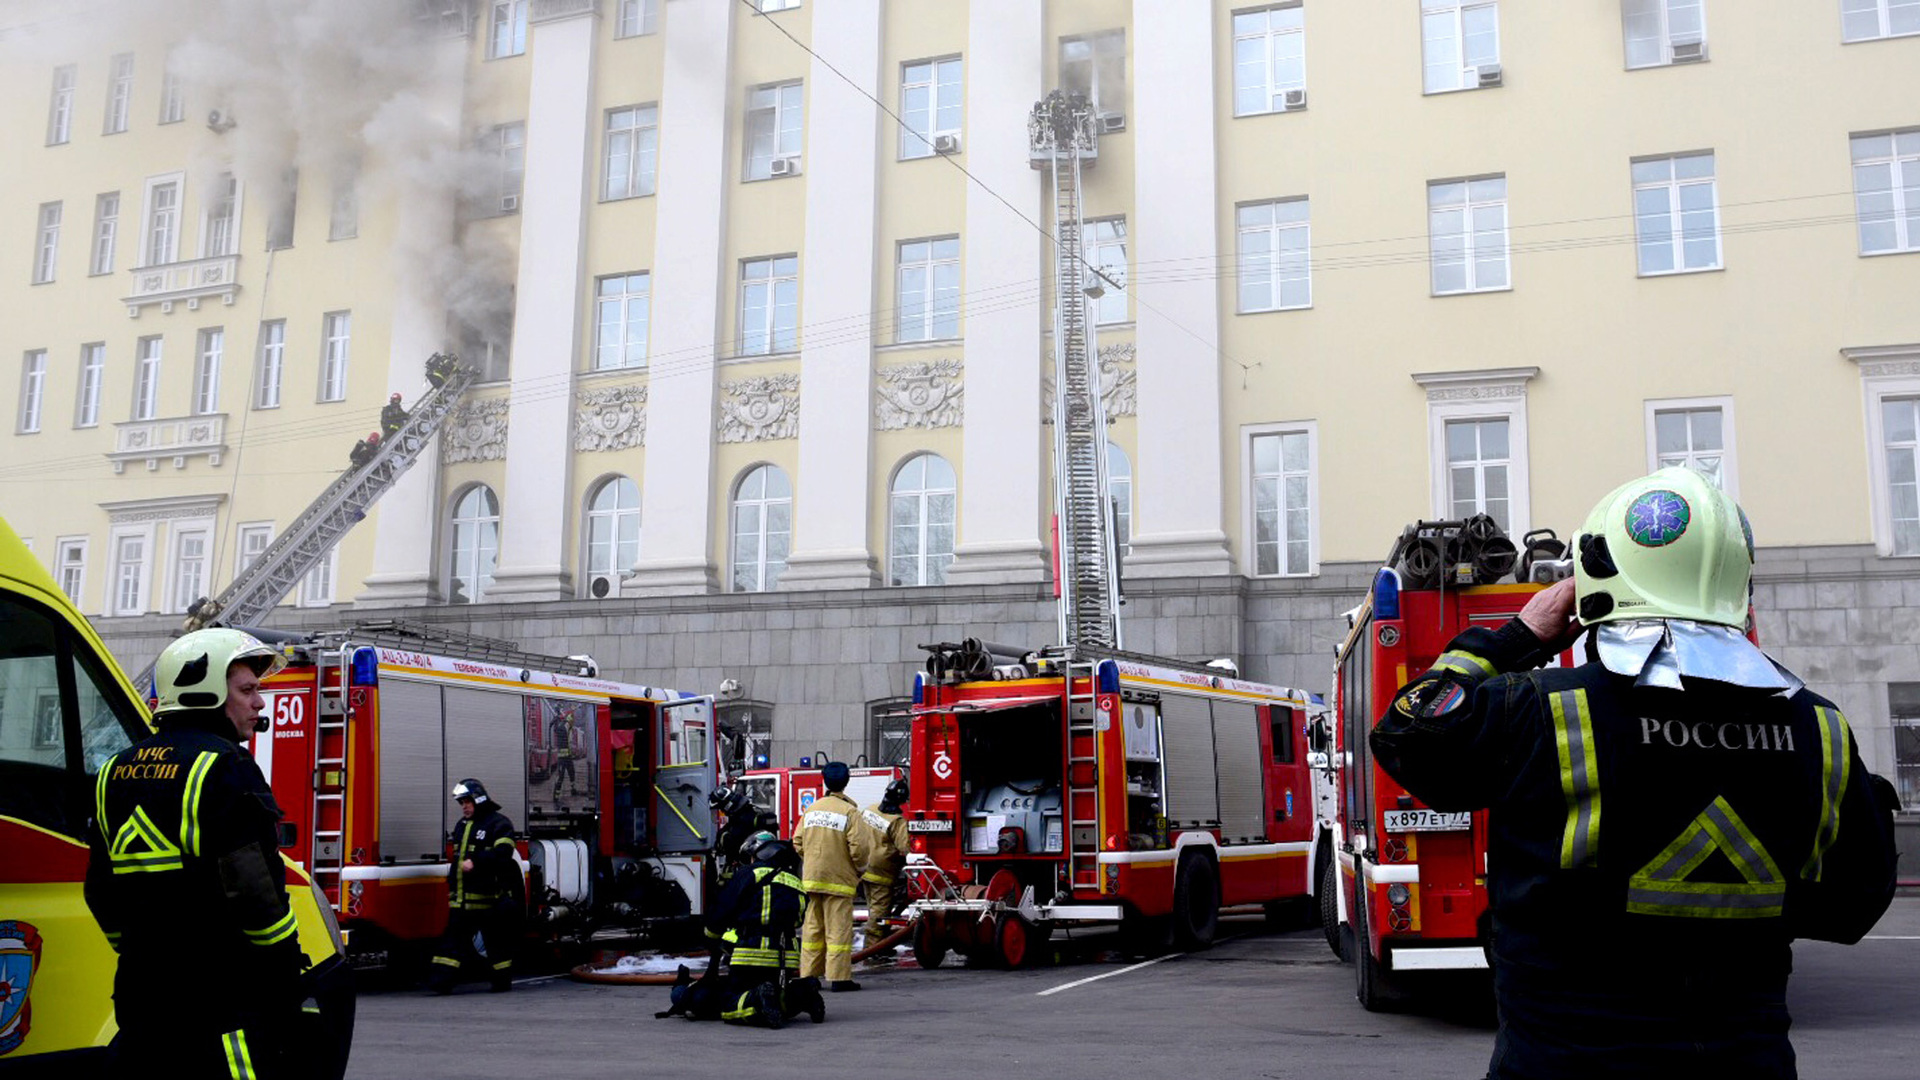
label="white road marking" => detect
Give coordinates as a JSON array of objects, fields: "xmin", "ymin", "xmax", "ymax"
[
  {"xmin": 1863, "ymin": 935, "xmax": 1920, "ymax": 940},
  {"xmin": 1036, "ymin": 953, "xmax": 1178, "ymax": 996}
]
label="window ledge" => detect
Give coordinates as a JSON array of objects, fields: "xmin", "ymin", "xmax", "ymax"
[
  {"xmin": 1862, "ymin": 247, "xmax": 1920, "ymax": 258},
  {"xmin": 1237, "ymin": 304, "xmax": 1312, "ymax": 316},
  {"xmin": 1637, "ymin": 264, "xmax": 1724, "ymax": 279},
  {"xmin": 1842, "ymin": 30, "xmax": 1920, "ymax": 44},
  {"xmin": 579, "ymin": 366, "xmax": 648, "ymax": 382},
  {"xmin": 598, "ymin": 191, "xmax": 657, "ymax": 204},
  {"xmin": 721, "ymin": 350, "xmax": 800, "ymax": 365},
  {"xmin": 1430, "ymin": 285, "xmax": 1514, "ymax": 298},
  {"xmin": 879, "ymin": 337, "xmax": 961, "ymax": 354},
  {"xmin": 742, "ymin": 171, "xmax": 802, "ymax": 184}
]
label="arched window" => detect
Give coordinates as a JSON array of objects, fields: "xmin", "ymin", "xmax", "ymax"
[
  {"xmin": 888, "ymin": 453, "xmax": 956, "ymax": 586},
  {"xmin": 448, "ymin": 485, "xmax": 499, "ymax": 604},
  {"xmin": 731, "ymin": 464, "xmax": 791, "ymax": 592},
  {"xmin": 583, "ymin": 475, "xmax": 641, "ymax": 597},
  {"xmin": 1108, "ymin": 441, "xmax": 1132, "ymax": 556}
]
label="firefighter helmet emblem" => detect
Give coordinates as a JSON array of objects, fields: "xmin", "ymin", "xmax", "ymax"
[
  {"xmin": 0, "ymin": 920, "xmax": 44, "ymax": 1056},
  {"xmin": 1625, "ymin": 490, "xmax": 1690, "ymax": 548}
]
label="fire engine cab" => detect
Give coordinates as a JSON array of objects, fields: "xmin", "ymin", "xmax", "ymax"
[
  {"xmin": 242, "ymin": 621, "xmax": 717, "ymax": 970},
  {"xmin": 903, "ymin": 639, "xmax": 1321, "ymax": 968}
]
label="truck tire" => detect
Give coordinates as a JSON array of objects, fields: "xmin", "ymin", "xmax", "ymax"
[
  {"xmin": 912, "ymin": 918, "xmax": 948, "ymax": 970},
  {"xmin": 994, "ymin": 913, "xmax": 1039, "ymax": 969},
  {"xmin": 1319, "ymin": 855, "xmax": 1343, "ymax": 959},
  {"xmin": 1171, "ymin": 853, "xmax": 1220, "ymax": 950},
  {"xmin": 1352, "ymin": 885, "xmax": 1405, "ymax": 1012}
]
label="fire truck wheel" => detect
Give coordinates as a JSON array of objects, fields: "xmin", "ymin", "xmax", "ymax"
[
  {"xmin": 994, "ymin": 914, "xmax": 1038, "ymax": 969},
  {"xmin": 912, "ymin": 918, "xmax": 949, "ymax": 970},
  {"xmin": 1319, "ymin": 855, "xmax": 1344, "ymax": 960},
  {"xmin": 1352, "ymin": 887, "xmax": 1406, "ymax": 1012},
  {"xmin": 1171, "ymin": 853, "xmax": 1219, "ymax": 951}
]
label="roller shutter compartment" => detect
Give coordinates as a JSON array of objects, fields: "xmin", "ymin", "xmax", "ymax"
[
  {"xmin": 1212, "ymin": 700, "xmax": 1265, "ymax": 844},
  {"xmin": 1160, "ymin": 694, "xmax": 1218, "ymax": 829},
  {"xmin": 377, "ymin": 678, "xmax": 446, "ymax": 862},
  {"xmin": 442, "ymin": 686, "xmax": 530, "ymax": 836}
]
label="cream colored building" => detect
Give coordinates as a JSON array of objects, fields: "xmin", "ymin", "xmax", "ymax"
[{"xmin": 4, "ymin": 1, "xmax": 1920, "ymax": 797}]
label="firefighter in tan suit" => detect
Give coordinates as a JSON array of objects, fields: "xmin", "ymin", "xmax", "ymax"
[
  {"xmin": 854, "ymin": 777, "xmax": 911, "ymax": 929},
  {"xmin": 795, "ymin": 761, "xmax": 869, "ymax": 991}
]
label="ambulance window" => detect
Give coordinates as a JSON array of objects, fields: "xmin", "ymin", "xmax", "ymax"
[
  {"xmin": 74, "ymin": 647, "xmax": 136, "ymax": 773},
  {"xmin": 1268, "ymin": 707, "xmax": 1296, "ymax": 764},
  {"xmin": 0, "ymin": 596, "xmax": 66, "ymax": 773}
]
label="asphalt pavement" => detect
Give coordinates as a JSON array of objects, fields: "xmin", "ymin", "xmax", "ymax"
[{"xmin": 347, "ymin": 896, "xmax": 1920, "ymax": 1079}]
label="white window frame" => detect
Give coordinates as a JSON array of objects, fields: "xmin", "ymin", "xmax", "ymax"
[
  {"xmin": 447, "ymin": 485, "xmax": 501, "ymax": 604},
  {"xmin": 887, "ymin": 453, "xmax": 958, "ymax": 587},
  {"xmin": 160, "ymin": 52, "xmax": 184, "ymax": 124},
  {"xmin": 490, "ymin": 0, "xmax": 528, "ymax": 59},
  {"xmin": 165, "ymin": 520, "xmax": 213, "ymax": 616},
  {"xmin": 1060, "ymin": 30, "xmax": 1127, "ymax": 123},
  {"xmin": 739, "ymin": 255, "xmax": 799, "ymax": 357},
  {"xmin": 1850, "ymin": 346, "xmax": 1920, "ymax": 556},
  {"xmin": 1086, "ymin": 218, "xmax": 1129, "ymax": 325},
  {"xmin": 140, "ymin": 173, "xmax": 185, "ymax": 268},
  {"xmin": 1428, "ymin": 175, "xmax": 1510, "ymax": 295},
  {"xmin": 482, "ymin": 123, "xmax": 525, "ymax": 214},
  {"xmin": 265, "ymin": 169, "xmax": 297, "ymax": 250},
  {"xmin": 730, "ymin": 465, "xmax": 792, "ymax": 593},
  {"xmin": 603, "ymin": 104, "xmax": 659, "ymax": 201},
  {"xmin": 1242, "ymin": 421, "xmax": 1320, "ymax": 577},
  {"xmin": 18, "ymin": 350, "xmax": 48, "ymax": 434},
  {"xmin": 1415, "ymin": 367, "xmax": 1535, "ymax": 536},
  {"xmin": 91, "ymin": 192, "xmax": 119, "ymax": 276},
  {"xmin": 1622, "ymin": 0, "xmax": 1708, "ymax": 69},
  {"xmin": 1422, "ymin": 0, "xmax": 1501, "ymax": 94},
  {"xmin": 76, "ymin": 342, "xmax": 104, "ymax": 428},
  {"xmin": 34, "ymin": 202, "xmax": 62, "ymax": 285},
  {"xmin": 108, "ymin": 525, "xmax": 153, "ymax": 617},
  {"xmin": 299, "ymin": 547, "xmax": 338, "ymax": 608},
  {"xmin": 1644, "ymin": 395, "xmax": 1739, "ymax": 497},
  {"xmin": 319, "ymin": 311, "xmax": 350, "ymax": 402},
  {"xmin": 132, "ymin": 336, "xmax": 162, "ymax": 421},
  {"xmin": 235, "ymin": 522, "xmax": 274, "ymax": 576},
  {"xmin": 1231, "ymin": 4, "xmax": 1307, "ymax": 117},
  {"xmin": 48, "ymin": 64, "xmax": 76, "ymax": 145},
  {"xmin": 253, "ymin": 320, "xmax": 285, "ymax": 409},
  {"xmin": 104, "ymin": 53, "xmax": 134, "ymax": 135},
  {"xmin": 193, "ymin": 328, "xmax": 223, "ymax": 416},
  {"xmin": 1851, "ymin": 129, "xmax": 1920, "ymax": 256},
  {"xmin": 329, "ymin": 170, "xmax": 358, "ymax": 241},
  {"xmin": 595, "ymin": 272, "xmax": 652, "ymax": 370},
  {"xmin": 582, "ymin": 475, "xmax": 642, "ymax": 596},
  {"xmin": 756, "ymin": 0, "xmax": 801, "ymax": 11},
  {"xmin": 1843, "ymin": 0, "xmax": 1920, "ymax": 42},
  {"xmin": 899, "ymin": 56, "xmax": 963, "ymax": 160},
  {"xmin": 55, "ymin": 536, "xmax": 88, "ymax": 605},
  {"xmin": 744, "ymin": 81, "xmax": 804, "ymax": 182},
  {"xmin": 896, "ymin": 237, "xmax": 961, "ymax": 343},
  {"xmin": 1236, "ymin": 198, "xmax": 1311, "ymax": 313},
  {"xmin": 616, "ymin": 0, "xmax": 660, "ymax": 37},
  {"xmin": 1632, "ymin": 151, "xmax": 1721, "ymax": 275}
]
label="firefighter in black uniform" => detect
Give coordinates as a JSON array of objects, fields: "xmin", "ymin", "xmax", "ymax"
[
  {"xmin": 380, "ymin": 393, "xmax": 407, "ymax": 437},
  {"xmin": 426, "ymin": 779, "xmax": 522, "ymax": 994},
  {"xmin": 1370, "ymin": 468, "xmax": 1898, "ymax": 1080},
  {"xmin": 425, "ymin": 351, "xmax": 459, "ymax": 390},
  {"xmin": 347, "ymin": 431, "xmax": 380, "ymax": 469},
  {"xmin": 705, "ymin": 832, "xmax": 821, "ymax": 1027},
  {"xmin": 548, "ymin": 710, "xmax": 578, "ymax": 799},
  {"xmin": 712, "ymin": 785, "xmax": 768, "ymax": 883},
  {"xmin": 85, "ymin": 627, "xmax": 308, "ymax": 1077}
]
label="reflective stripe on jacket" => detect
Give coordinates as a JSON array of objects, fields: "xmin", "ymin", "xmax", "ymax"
[
  {"xmin": 794, "ymin": 792, "xmax": 867, "ymax": 895},
  {"xmin": 854, "ymin": 804, "xmax": 910, "ymax": 884}
]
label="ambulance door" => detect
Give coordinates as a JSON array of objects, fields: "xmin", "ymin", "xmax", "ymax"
[{"xmin": 652, "ymin": 697, "xmax": 716, "ymax": 852}]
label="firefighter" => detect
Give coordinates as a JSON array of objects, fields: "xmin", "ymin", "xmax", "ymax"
[
  {"xmin": 794, "ymin": 761, "xmax": 871, "ymax": 992},
  {"xmin": 348, "ymin": 431, "xmax": 380, "ymax": 468},
  {"xmin": 854, "ymin": 777, "xmax": 911, "ymax": 929},
  {"xmin": 85, "ymin": 627, "xmax": 309, "ymax": 1077},
  {"xmin": 380, "ymin": 392, "xmax": 408, "ymax": 437},
  {"xmin": 548, "ymin": 709, "xmax": 579, "ymax": 800},
  {"xmin": 425, "ymin": 351, "xmax": 459, "ymax": 390},
  {"xmin": 1369, "ymin": 467, "xmax": 1898, "ymax": 1080},
  {"xmin": 426, "ymin": 778, "xmax": 522, "ymax": 994},
  {"xmin": 703, "ymin": 832, "xmax": 823, "ymax": 1027},
  {"xmin": 712, "ymin": 786, "xmax": 761, "ymax": 883}
]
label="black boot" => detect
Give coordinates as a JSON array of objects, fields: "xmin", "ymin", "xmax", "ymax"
[{"xmin": 829, "ymin": 980, "xmax": 862, "ymax": 992}]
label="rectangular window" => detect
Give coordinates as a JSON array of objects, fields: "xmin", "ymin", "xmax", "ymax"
[
  {"xmin": 1884, "ymin": 396, "xmax": 1920, "ymax": 555},
  {"xmin": 1845, "ymin": 0, "xmax": 1920, "ymax": 41},
  {"xmin": 300, "ymin": 548, "xmax": 337, "ymax": 608},
  {"xmin": 193, "ymin": 328, "xmax": 223, "ymax": 415},
  {"xmin": 900, "ymin": 57, "xmax": 963, "ymax": 159},
  {"xmin": 1852, "ymin": 129, "xmax": 1920, "ymax": 255},
  {"xmin": 18, "ymin": 351, "xmax": 47, "ymax": 434},
  {"xmin": 1623, "ymin": 0, "xmax": 1708, "ymax": 68},
  {"xmin": 490, "ymin": 0, "xmax": 528, "ymax": 59},
  {"xmin": 1651, "ymin": 405, "xmax": 1729, "ymax": 488},
  {"xmin": 168, "ymin": 527, "xmax": 210, "ymax": 615},
  {"xmin": 1429, "ymin": 176, "xmax": 1509, "ymax": 294},
  {"xmin": 145, "ymin": 179, "xmax": 181, "ymax": 266},
  {"xmin": 265, "ymin": 170, "xmax": 297, "ymax": 250},
  {"xmin": 482, "ymin": 124, "xmax": 525, "ymax": 213},
  {"xmin": 1232, "ymin": 5, "xmax": 1306, "ymax": 116},
  {"xmin": 319, "ymin": 312, "xmax": 350, "ymax": 402},
  {"xmin": 1061, "ymin": 30, "xmax": 1126, "ymax": 122},
  {"xmin": 55, "ymin": 537, "xmax": 87, "ymax": 603},
  {"xmin": 1422, "ymin": 0, "xmax": 1500, "ymax": 93},
  {"xmin": 48, "ymin": 64, "xmax": 76, "ymax": 145},
  {"xmin": 111, "ymin": 532, "xmax": 148, "ymax": 616},
  {"xmin": 1446, "ymin": 417, "xmax": 1512, "ymax": 530},
  {"xmin": 236, "ymin": 523, "xmax": 273, "ymax": 575},
  {"xmin": 104, "ymin": 53, "xmax": 134, "ymax": 134},
  {"xmin": 1891, "ymin": 683, "xmax": 1920, "ymax": 807},
  {"xmin": 256, "ymin": 320, "xmax": 285, "ymax": 409},
  {"xmin": 1251, "ymin": 428, "xmax": 1314, "ymax": 576},
  {"xmin": 329, "ymin": 170, "xmax": 358, "ymax": 240},
  {"xmin": 616, "ymin": 0, "xmax": 659, "ymax": 37},
  {"xmin": 1237, "ymin": 198, "xmax": 1311, "ymax": 312},
  {"xmin": 76, "ymin": 343, "xmax": 104, "ymax": 428},
  {"xmin": 202, "ymin": 174, "xmax": 238, "ymax": 257},
  {"xmin": 33, "ymin": 202, "xmax": 61, "ymax": 284},
  {"xmin": 868, "ymin": 700, "xmax": 911, "ymax": 767},
  {"xmin": 897, "ymin": 237, "xmax": 961, "ymax": 342},
  {"xmin": 91, "ymin": 192, "xmax": 119, "ymax": 276},
  {"xmin": 603, "ymin": 105, "xmax": 659, "ymax": 200},
  {"xmin": 1633, "ymin": 152, "xmax": 1720, "ymax": 274},
  {"xmin": 744, "ymin": 82, "xmax": 804, "ymax": 181},
  {"xmin": 756, "ymin": 0, "xmax": 801, "ymax": 11},
  {"xmin": 132, "ymin": 337, "xmax": 162, "ymax": 421},
  {"xmin": 740, "ymin": 256, "xmax": 799, "ymax": 356},
  {"xmin": 1086, "ymin": 218, "xmax": 1129, "ymax": 324},
  {"xmin": 160, "ymin": 53, "xmax": 184, "ymax": 123},
  {"xmin": 594, "ymin": 273, "xmax": 651, "ymax": 370}
]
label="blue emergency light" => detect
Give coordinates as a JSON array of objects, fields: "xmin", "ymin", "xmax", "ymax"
[
  {"xmin": 1372, "ymin": 567, "xmax": 1402, "ymax": 621},
  {"xmin": 1096, "ymin": 659, "xmax": 1120, "ymax": 696},
  {"xmin": 799, "ymin": 755, "xmax": 812, "ymax": 768},
  {"xmin": 912, "ymin": 671, "xmax": 927, "ymax": 705},
  {"xmin": 754, "ymin": 754, "xmax": 770, "ymax": 769},
  {"xmin": 349, "ymin": 646, "xmax": 380, "ymax": 687}
]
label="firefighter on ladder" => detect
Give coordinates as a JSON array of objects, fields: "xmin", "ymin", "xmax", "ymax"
[
  {"xmin": 85, "ymin": 628, "xmax": 311, "ymax": 1077},
  {"xmin": 427, "ymin": 778, "xmax": 522, "ymax": 994},
  {"xmin": 794, "ymin": 761, "xmax": 871, "ymax": 992},
  {"xmin": 1370, "ymin": 468, "xmax": 1898, "ymax": 1079},
  {"xmin": 854, "ymin": 777, "xmax": 911, "ymax": 930}
]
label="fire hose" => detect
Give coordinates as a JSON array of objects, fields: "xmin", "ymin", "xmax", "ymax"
[{"xmin": 569, "ymin": 918, "xmax": 917, "ymax": 984}]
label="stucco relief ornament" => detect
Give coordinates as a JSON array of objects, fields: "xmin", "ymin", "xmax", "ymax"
[
  {"xmin": 575, "ymin": 385, "xmax": 648, "ymax": 452},
  {"xmin": 874, "ymin": 359, "xmax": 963, "ymax": 430},
  {"xmin": 442, "ymin": 399, "xmax": 509, "ymax": 464},
  {"xmin": 1097, "ymin": 342, "xmax": 1137, "ymax": 418},
  {"xmin": 718, "ymin": 374, "xmax": 800, "ymax": 443}
]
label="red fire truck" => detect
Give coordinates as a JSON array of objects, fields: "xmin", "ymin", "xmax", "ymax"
[
  {"xmin": 735, "ymin": 764, "xmax": 904, "ymax": 839},
  {"xmin": 1328, "ymin": 518, "xmax": 1571, "ymax": 1010},
  {"xmin": 902, "ymin": 639, "xmax": 1322, "ymax": 968},
  {"xmin": 243, "ymin": 622, "xmax": 718, "ymax": 970}
]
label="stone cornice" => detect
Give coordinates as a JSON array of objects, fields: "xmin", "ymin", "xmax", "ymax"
[
  {"xmin": 99, "ymin": 494, "xmax": 226, "ymax": 525},
  {"xmin": 1844, "ymin": 344, "xmax": 1920, "ymax": 379}
]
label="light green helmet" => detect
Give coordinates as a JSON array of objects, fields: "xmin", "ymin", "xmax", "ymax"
[
  {"xmin": 153, "ymin": 627, "xmax": 287, "ymax": 716},
  {"xmin": 1573, "ymin": 466, "xmax": 1754, "ymax": 628}
]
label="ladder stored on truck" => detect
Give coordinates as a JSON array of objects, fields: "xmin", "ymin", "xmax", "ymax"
[{"xmin": 1062, "ymin": 658, "xmax": 1103, "ymax": 890}]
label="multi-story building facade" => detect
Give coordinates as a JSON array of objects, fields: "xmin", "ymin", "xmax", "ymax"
[{"xmin": 4, "ymin": 1, "xmax": 1919, "ymax": 806}]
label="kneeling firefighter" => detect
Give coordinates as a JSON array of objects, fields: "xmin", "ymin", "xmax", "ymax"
[
  {"xmin": 660, "ymin": 832, "xmax": 824, "ymax": 1027},
  {"xmin": 427, "ymin": 779, "xmax": 523, "ymax": 993}
]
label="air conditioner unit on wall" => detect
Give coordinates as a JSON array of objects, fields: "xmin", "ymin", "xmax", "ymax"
[
  {"xmin": 1476, "ymin": 64, "xmax": 1503, "ymax": 87},
  {"xmin": 1282, "ymin": 88, "xmax": 1307, "ymax": 110},
  {"xmin": 500, "ymin": 194, "xmax": 519, "ymax": 213},
  {"xmin": 1669, "ymin": 38, "xmax": 1706, "ymax": 62},
  {"xmin": 587, "ymin": 572, "xmax": 618, "ymax": 600},
  {"xmin": 1099, "ymin": 112, "xmax": 1126, "ymax": 133},
  {"xmin": 770, "ymin": 156, "xmax": 800, "ymax": 177},
  {"xmin": 932, "ymin": 133, "xmax": 961, "ymax": 155}
]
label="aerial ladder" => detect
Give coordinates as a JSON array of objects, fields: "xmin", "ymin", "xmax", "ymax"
[{"xmin": 136, "ymin": 355, "xmax": 477, "ymax": 688}]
